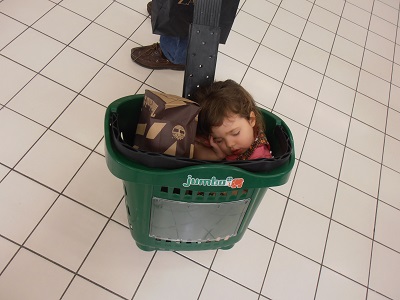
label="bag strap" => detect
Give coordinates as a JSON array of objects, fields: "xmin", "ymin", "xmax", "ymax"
[{"xmin": 182, "ymin": 0, "xmax": 223, "ymax": 100}]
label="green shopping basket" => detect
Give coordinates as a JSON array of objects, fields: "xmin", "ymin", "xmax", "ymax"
[{"xmin": 105, "ymin": 94, "xmax": 294, "ymax": 251}]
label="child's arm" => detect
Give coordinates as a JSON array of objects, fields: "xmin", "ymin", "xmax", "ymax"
[{"xmin": 194, "ymin": 136, "xmax": 225, "ymax": 160}]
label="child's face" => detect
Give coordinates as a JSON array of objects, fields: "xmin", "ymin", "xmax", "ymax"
[{"xmin": 211, "ymin": 112, "xmax": 256, "ymax": 157}]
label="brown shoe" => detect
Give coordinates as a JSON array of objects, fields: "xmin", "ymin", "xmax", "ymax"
[
  {"xmin": 147, "ymin": 2, "xmax": 152, "ymax": 16},
  {"xmin": 131, "ymin": 43, "xmax": 185, "ymax": 71}
]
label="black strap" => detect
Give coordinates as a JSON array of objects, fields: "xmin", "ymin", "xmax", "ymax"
[{"xmin": 182, "ymin": 0, "xmax": 223, "ymax": 99}]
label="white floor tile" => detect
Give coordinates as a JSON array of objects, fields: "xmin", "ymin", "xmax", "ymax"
[
  {"xmin": 251, "ymin": 45, "xmax": 291, "ymax": 82},
  {"xmin": 393, "ymin": 63, "xmax": 400, "ymax": 87},
  {"xmin": 63, "ymin": 276, "xmax": 122, "ymax": 300},
  {"xmin": 0, "ymin": 56, "xmax": 36, "ymax": 105},
  {"xmin": 0, "ymin": 164, "xmax": 10, "ymax": 181},
  {"xmin": 291, "ymin": 162, "xmax": 337, "ymax": 217},
  {"xmin": 0, "ymin": 108, "xmax": 46, "ymax": 168},
  {"xmin": 262, "ymin": 25, "xmax": 299, "ymax": 59},
  {"xmin": 107, "ymin": 40, "xmax": 153, "ymax": 82},
  {"xmin": 111, "ymin": 200, "xmax": 129, "ymax": 228},
  {"xmin": 232, "ymin": 11, "xmax": 269, "ymax": 43},
  {"xmin": 332, "ymin": 35, "xmax": 364, "ymax": 67},
  {"xmin": 342, "ymin": 2, "xmax": 371, "ymax": 29},
  {"xmin": 50, "ymin": 95, "xmax": 105, "ymax": 149},
  {"xmin": 332, "ymin": 182, "xmax": 377, "ymax": 238},
  {"xmin": 249, "ymin": 189, "xmax": 287, "ymax": 240},
  {"xmin": 347, "ymin": 0, "xmax": 374, "ymax": 12},
  {"xmin": 285, "ymin": 61, "xmax": 323, "ymax": 99},
  {"xmin": 277, "ymin": 200, "xmax": 330, "ymax": 262},
  {"xmin": 294, "ymin": 40, "xmax": 330, "ymax": 74},
  {"xmin": 241, "ymin": 0, "xmax": 278, "ymax": 23},
  {"xmin": 310, "ymin": 5, "xmax": 340, "ymax": 33},
  {"xmin": 133, "ymin": 252, "xmax": 208, "ymax": 300},
  {"xmin": 0, "ymin": 13, "xmax": 27, "ymax": 49},
  {"xmin": 374, "ymin": 201, "xmax": 400, "ymax": 252},
  {"xmin": 369, "ymin": 242, "xmax": 400, "ymax": 300},
  {"xmin": 178, "ymin": 250, "xmax": 217, "ymax": 268},
  {"xmin": 212, "ymin": 230, "xmax": 274, "ymax": 291},
  {"xmin": 199, "ymin": 271, "xmax": 259, "ymax": 300},
  {"xmin": 301, "ymin": 130, "xmax": 344, "ymax": 178},
  {"xmin": 219, "ymin": 31, "xmax": 259, "ymax": 65},
  {"xmin": 274, "ymin": 85, "xmax": 316, "ymax": 126},
  {"xmin": 379, "ymin": 165, "xmax": 400, "ymax": 209},
  {"xmin": 0, "ymin": 171, "xmax": 57, "ymax": 243},
  {"xmin": 310, "ymin": 101, "xmax": 350, "ymax": 144},
  {"xmin": 145, "ymin": 69, "xmax": 185, "ymax": 96},
  {"xmin": 352, "ymin": 92, "xmax": 388, "ymax": 132},
  {"xmin": 95, "ymin": 2, "xmax": 147, "ymax": 38},
  {"xmin": 326, "ymin": 55, "xmax": 360, "ymax": 90},
  {"xmin": 60, "ymin": 0, "xmax": 113, "ymax": 21},
  {"xmin": 318, "ymin": 77, "xmax": 356, "ymax": 115},
  {"xmin": 0, "ymin": 248, "xmax": 74, "ymax": 300},
  {"xmin": 79, "ymin": 221, "xmax": 154, "ymax": 299},
  {"xmin": 41, "ymin": 46, "xmax": 103, "ymax": 93},
  {"xmin": 271, "ymin": 8, "xmax": 307, "ymax": 38},
  {"xmin": 373, "ymin": 1, "xmax": 399, "ymax": 25},
  {"xmin": 323, "ymin": 222, "xmax": 372, "ymax": 285},
  {"xmin": 262, "ymin": 244, "xmax": 320, "ymax": 300},
  {"xmin": 382, "ymin": 135, "xmax": 400, "ymax": 173},
  {"xmin": 369, "ymin": 15, "xmax": 397, "ymax": 42},
  {"xmin": 25, "ymin": 196, "xmax": 107, "ymax": 271},
  {"xmin": 117, "ymin": 0, "xmax": 150, "ymax": 16},
  {"xmin": 365, "ymin": 31, "xmax": 395, "ymax": 61},
  {"xmin": 362, "ymin": 50, "xmax": 393, "ymax": 82},
  {"xmin": 242, "ymin": 68, "xmax": 282, "ymax": 110},
  {"xmin": 215, "ymin": 53, "xmax": 248, "ymax": 83},
  {"xmin": 346, "ymin": 118, "xmax": 384, "ymax": 163},
  {"xmin": 281, "ymin": 0, "xmax": 313, "ymax": 19},
  {"xmin": 367, "ymin": 289, "xmax": 393, "ymax": 300},
  {"xmin": 81, "ymin": 65, "xmax": 142, "ymax": 106},
  {"xmin": 0, "ymin": 0, "xmax": 55, "ymax": 26},
  {"xmin": 7, "ymin": 74, "xmax": 77, "ymax": 127},
  {"xmin": 1, "ymin": 28, "xmax": 65, "ymax": 72},
  {"xmin": 129, "ymin": 18, "xmax": 159, "ymax": 46},
  {"xmin": 357, "ymin": 70, "xmax": 391, "ymax": 106},
  {"xmin": 340, "ymin": 148, "xmax": 381, "ymax": 197},
  {"xmin": 315, "ymin": 0, "xmax": 345, "ymax": 16},
  {"xmin": 32, "ymin": 5, "xmax": 91, "ymax": 44},
  {"xmin": 386, "ymin": 109, "xmax": 400, "ymax": 140},
  {"xmin": 315, "ymin": 267, "xmax": 367, "ymax": 300},
  {"xmin": 64, "ymin": 152, "xmax": 123, "ymax": 216},
  {"xmin": 302, "ymin": 20, "xmax": 336, "ymax": 52},
  {"xmin": 0, "ymin": 237, "xmax": 19, "ymax": 273},
  {"xmin": 389, "ymin": 84, "xmax": 400, "ymax": 111},
  {"xmin": 337, "ymin": 18, "xmax": 368, "ymax": 47},
  {"xmin": 70, "ymin": 23, "xmax": 126, "ymax": 63},
  {"xmin": 15, "ymin": 130, "xmax": 90, "ymax": 192}
]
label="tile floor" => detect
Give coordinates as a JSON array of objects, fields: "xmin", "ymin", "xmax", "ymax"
[{"xmin": 0, "ymin": 0, "xmax": 400, "ymax": 299}]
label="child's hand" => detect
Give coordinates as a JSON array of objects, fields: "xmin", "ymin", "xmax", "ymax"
[{"xmin": 209, "ymin": 136, "xmax": 226, "ymax": 160}]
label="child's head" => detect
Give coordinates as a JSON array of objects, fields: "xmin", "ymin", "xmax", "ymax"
[
  {"xmin": 194, "ymin": 80, "xmax": 264, "ymax": 157},
  {"xmin": 194, "ymin": 80, "xmax": 264, "ymax": 136}
]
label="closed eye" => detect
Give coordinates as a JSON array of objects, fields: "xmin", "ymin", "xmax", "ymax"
[{"xmin": 232, "ymin": 131, "xmax": 240, "ymax": 136}]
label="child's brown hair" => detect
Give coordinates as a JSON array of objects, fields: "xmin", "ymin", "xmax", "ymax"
[{"xmin": 194, "ymin": 80, "xmax": 264, "ymax": 136}]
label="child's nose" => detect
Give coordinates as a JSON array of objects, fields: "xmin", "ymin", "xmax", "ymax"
[{"xmin": 226, "ymin": 138, "xmax": 235, "ymax": 149}]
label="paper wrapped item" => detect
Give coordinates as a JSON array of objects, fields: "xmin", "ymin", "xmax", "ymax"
[{"xmin": 133, "ymin": 90, "xmax": 201, "ymax": 158}]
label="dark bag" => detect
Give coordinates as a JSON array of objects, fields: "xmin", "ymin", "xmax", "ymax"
[
  {"xmin": 133, "ymin": 90, "xmax": 201, "ymax": 158},
  {"xmin": 151, "ymin": 0, "xmax": 239, "ymax": 44}
]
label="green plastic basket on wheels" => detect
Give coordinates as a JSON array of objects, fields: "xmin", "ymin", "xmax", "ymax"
[{"xmin": 105, "ymin": 94, "xmax": 295, "ymax": 251}]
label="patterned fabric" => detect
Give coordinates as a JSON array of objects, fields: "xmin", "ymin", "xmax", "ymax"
[{"xmin": 235, "ymin": 131, "xmax": 271, "ymax": 160}]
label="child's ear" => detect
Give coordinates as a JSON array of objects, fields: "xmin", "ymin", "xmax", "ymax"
[{"xmin": 249, "ymin": 111, "xmax": 256, "ymax": 127}]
